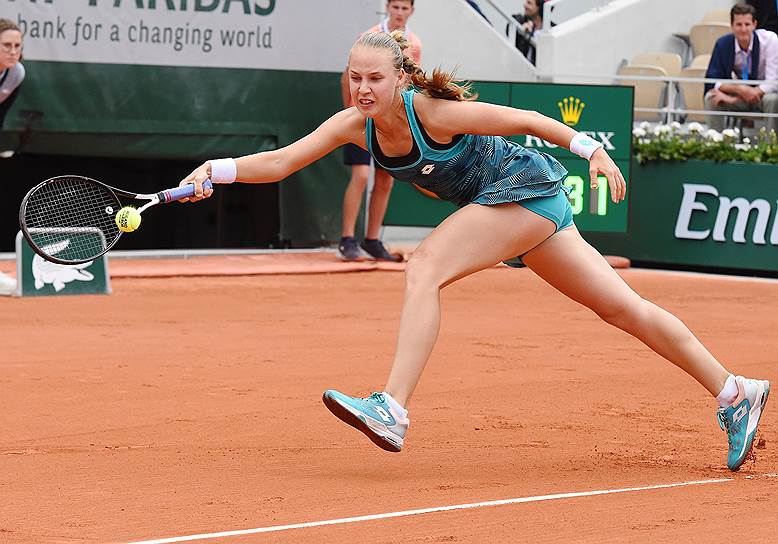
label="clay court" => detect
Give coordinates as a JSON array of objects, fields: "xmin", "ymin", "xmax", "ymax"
[{"xmin": 1, "ymin": 255, "xmax": 776, "ymax": 543}]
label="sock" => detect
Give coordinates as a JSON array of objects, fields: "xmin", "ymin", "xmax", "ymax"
[
  {"xmin": 382, "ymin": 391, "xmax": 408, "ymax": 419},
  {"xmin": 716, "ymin": 374, "xmax": 738, "ymax": 408}
]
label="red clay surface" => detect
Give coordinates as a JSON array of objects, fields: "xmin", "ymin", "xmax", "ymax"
[{"xmin": 1, "ymin": 261, "xmax": 776, "ymax": 543}]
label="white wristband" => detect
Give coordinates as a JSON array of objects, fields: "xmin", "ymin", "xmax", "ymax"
[
  {"xmin": 208, "ymin": 158, "xmax": 237, "ymax": 184},
  {"xmin": 569, "ymin": 133, "xmax": 603, "ymax": 160}
]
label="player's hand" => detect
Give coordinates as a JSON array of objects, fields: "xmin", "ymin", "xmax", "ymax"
[
  {"xmin": 589, "ymin": 148, "xmax": 626, "ymax": 203},
  {"xmin": 179, "ymin": 163, "xmax": 214, "ymax": 203}
]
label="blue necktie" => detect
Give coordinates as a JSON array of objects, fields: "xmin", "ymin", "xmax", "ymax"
[{"xmin": 742, "ymin": 50, "xmax": 751, "ymax": 80}]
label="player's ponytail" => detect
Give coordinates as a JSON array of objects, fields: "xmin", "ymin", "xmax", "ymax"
[
  {"xmin": 390, "ymin": 30, "xmax": 476, "ymax": 102},
  {"xmin": 353, "ymin": 31, "xmax": 476, "ymax": 102}
]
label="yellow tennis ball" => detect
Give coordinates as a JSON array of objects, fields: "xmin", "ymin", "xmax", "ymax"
[{"xmin": 115, "ymin": 206, "xmax": 142, "ymax": 232}]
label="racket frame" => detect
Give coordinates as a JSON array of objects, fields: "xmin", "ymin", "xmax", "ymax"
[{"xmin": 19, "ymin": 175, "xmax": 212, "ymax": 265}]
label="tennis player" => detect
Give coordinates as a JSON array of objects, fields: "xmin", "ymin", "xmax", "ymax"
[{"xmin": 181, "ymin": 31, "xmax": 770, "ymax": 471}]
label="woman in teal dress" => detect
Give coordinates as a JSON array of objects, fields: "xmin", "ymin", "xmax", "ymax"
[{"xmin": 181, "ymin": 31, "xmax": 769, "ymax": 471}]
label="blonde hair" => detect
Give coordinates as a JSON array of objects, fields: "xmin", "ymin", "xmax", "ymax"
[
  {"xmin": 352, "ymin": 31, "xmax": 476, "ymax": 102},
  {"xmin": 0, "ymin": 19, "xmax": 21, "ymax": 36}
]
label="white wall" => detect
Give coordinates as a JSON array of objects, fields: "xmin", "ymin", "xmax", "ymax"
[
  {"xmin": 535, "ymin": 0, "xmax": 735, "ymax": 82},
  {"xmin": 411, "ymin": 0, "xmax": 536, "ymax": 82}
]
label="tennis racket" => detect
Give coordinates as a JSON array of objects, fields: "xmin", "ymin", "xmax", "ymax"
[{"xmin": 19, "ymin": 175, "xmax": 213, "ymax": 265}]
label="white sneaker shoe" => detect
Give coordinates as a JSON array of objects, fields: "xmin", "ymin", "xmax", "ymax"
[
  {"xmin": 322, "ymin": 390, "xmax": 409, "ymax": 452},
  {"xmin": 717, "ymin": 376, "xmax": 770, "ymax": 471}
]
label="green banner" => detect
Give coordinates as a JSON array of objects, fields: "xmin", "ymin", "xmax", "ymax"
[
  {"xmin": 586, "ymin": 159, "xmax": 778, "ymax": 274},
  {"xmin": 15, "ymin": 231, "xmax": 111, "ymax": 297},
  {"xmin": 1, "ymin": 61, "xmax": 326, "ymax": 159},
  {"xmin": 384, "ymin": 81, "xmax": 633, "ymax": 233},
  {"xmin": 1, "ymin": 61, "xmax": 347, "ymax": 246}
]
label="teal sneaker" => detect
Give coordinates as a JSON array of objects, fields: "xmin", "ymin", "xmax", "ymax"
[
  {"xmin": 322, "ymin": 390, "xmax": 409, "ymax": 452},
  {"xmin": 717, "ymin": 376, "xmax": 770, "ymax": 471}
]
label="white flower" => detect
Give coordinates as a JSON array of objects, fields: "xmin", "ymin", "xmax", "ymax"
[
  {"xmin": 670, "ymin": 121, "xmax": 682, "ymax": 131},
  {"xmin": 639, "ymin": 138, "xmax": 651, "ymax": 144},
  {"xmin": 722, "ymin": 128, "xmax": 737, "ymax": 138},
  {"xmin": 639, "ymin": 121, "xmax": 651, "ymax": 130},
  {"xmin": 653, "ymin": 124, "xmax": 671, "ymax": 136},
  {"xmin": 687, "ymin": 122, "xmax": 704, "ymax": 133},
  {"xmin": 632, "ymin": 127, "xmax": 647, "ymax": 138},
  {"xmin": 704, "ymin": 129, "xmax": 723, "ymax": 142},
  {"xmin": 743, "ymin": 137, "xmax": 751, "ymax": 144}
]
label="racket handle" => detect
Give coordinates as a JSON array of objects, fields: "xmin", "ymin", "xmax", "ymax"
[{"xmin": 158, "ymin": 179, "xmax": 214, "ymax": 203}]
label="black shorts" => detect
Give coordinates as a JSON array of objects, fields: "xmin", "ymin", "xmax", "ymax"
[{"xmin": 343, "ymin": 143, "xmax": 383, "ymax": 170}]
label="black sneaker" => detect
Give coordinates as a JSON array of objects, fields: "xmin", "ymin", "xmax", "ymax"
[
  {"xmin": 338, "ymin": 236, "xmax": 362, "ymax": 261},
  {"xmin": 360, "ymin": 238, "xmax": 403, "ymax": 262}
]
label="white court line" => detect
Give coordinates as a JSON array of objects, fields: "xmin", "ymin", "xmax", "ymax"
[
  {"xmin": 626, "ymin": 267, "xmax": 778, "ymax": 284},
  {"xmin": 126, "ymin": 478, "xmax": 733, "ymax": 544}
]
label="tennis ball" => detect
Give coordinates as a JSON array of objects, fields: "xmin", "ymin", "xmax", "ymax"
[{"xmin": 115, "ymin": 206, "xmax": 142, "ymax": 232}]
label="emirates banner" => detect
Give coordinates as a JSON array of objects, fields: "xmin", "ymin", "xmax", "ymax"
[
  {"xmin": 8, "ymin": 0, "xmax": 379, "ymax": 71},
  {"xmin": 585, "ymin": 159, "xmax": 778, "ymax": 274}
]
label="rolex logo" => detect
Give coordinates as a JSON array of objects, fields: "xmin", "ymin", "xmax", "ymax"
[{"xmin": 558, "ymin": 96, "xmax": 585, "ymax": 126}]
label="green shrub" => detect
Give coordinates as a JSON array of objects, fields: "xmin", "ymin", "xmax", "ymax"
[{"xmin": 632, "ymin": 122, "xmax": 778, "ymax": 164}]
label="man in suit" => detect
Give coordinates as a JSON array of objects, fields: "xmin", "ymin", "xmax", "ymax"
[{"xmin": 705, "ymin": 3, "xmax": 778, "ymax": 133}]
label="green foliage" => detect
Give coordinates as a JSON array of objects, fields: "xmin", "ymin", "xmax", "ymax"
[{"xmin": 632, "ymin": 124, "xmax": 778, "ymax": 164}]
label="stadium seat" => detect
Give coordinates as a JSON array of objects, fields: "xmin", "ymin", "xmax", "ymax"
[
  {"xmin": 631, "ymin": 52, "xmax": 682, "ymax": 77},
  {"xmin": 617, "ymin": 64, "xmax": 669, "ymax": 121},
  {"xmin": 689, "ymin": 23, "xmax": 731, "ymax": 57},
  {"xmin": 679, "ymin": 67, "xmax": 707, "ymax": 121},
  {"xmin": 690, "ymin": 54, "xmax": 712, "ymax": 69},
  {"xmin": 702, "ymin": 9, "xmax": 730, "ymax": 23}
]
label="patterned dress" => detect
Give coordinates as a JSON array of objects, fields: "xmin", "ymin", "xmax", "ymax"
[{"xmin": 366, "ymin": 90, "xmax": 569, "ymax": 209}]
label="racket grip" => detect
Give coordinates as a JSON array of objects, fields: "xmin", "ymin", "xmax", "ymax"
[{"xmin": 159, "ymin": 179, "xmax": 214, "ymax": 203}]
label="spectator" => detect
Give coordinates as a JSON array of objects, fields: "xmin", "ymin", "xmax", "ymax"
[
  {"xmin": 337, "ymin": 0, "xmax": 421, "ymax": 261},
  {"xmin": 0, "ymin": 19, "xmax": 23, "ymax": 293},
  {"xmin": 508, "ymin": 0, "xmax": 544, "ymax": 65},
  {"xmin": 746, "ymin": 0, "xmax": 778, "ymax": 34},
  {"xmin": 704, "ymin": 4, "xmax": 778, "ymax": 134},
  {"xmin": 0, "ymin": 19, "xmax": 24, "ymax": 130}
]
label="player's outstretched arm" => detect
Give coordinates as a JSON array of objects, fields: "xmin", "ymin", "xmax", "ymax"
[{"xmin": 179, "ymin": 108, "xmax": 360, "ymax": 202}]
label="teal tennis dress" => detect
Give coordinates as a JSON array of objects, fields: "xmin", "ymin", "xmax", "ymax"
[{"xmin": 366, "ymin": 90, "xmax": 574, "ymax": 264}]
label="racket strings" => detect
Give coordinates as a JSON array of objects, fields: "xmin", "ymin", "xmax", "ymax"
[{"xmin": 22, "ymin": 177, "xmax": 123, "ymax": 263}]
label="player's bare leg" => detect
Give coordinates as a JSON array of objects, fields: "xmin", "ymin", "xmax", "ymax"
[
  {"xmin": 521, "ymin": 226, "xmax": 729, "ymax": 395},
  {"xmin": 523, "ymin": 226, "xmax": 770, "ymax": 471},
  {"xmin": 324, "ymin": 203, "xmax": 555, "ymax": 451},
  {"xmin": 384, "ymin": 203, "xmax": 556, "ymax": 406}
]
